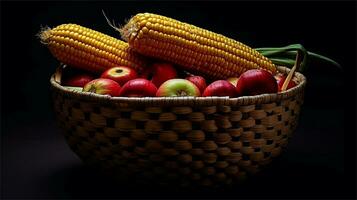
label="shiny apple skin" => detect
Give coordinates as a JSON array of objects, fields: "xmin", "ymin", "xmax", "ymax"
[
  {"xmin": 186, "ymin": 76, "xmax": 207, "ymax": 94},
  {"xmin": 101, "ymin": 66, "xmax": 137, "ymax": 86},
  {"xmin": 156, "ymin": 79, "xmax": 201, "ymax": 97},
  {"xmin": 236, "ymin": 69, "xmax": 278, "ymax": 96},
  {"xmin": 141, "ymin": 63, "xmax": 177, "ymax": 87},
  {"xmin": 119, "ymin": 78, "xmax": 157, "ymax": 97},
  {"xmin": 202, "ymin": 80, "xmax": 237, "ymax": 97},
  {"xmin": 62, "ymin": 74, "xmax": 95, "ymax": 87},
  {"xmin": 83, "ymin": 78, "xmax": 121, "ymax": 96}
]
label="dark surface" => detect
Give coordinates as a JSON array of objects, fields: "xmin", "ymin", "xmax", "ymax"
[{"xmin": 1, "ymin": 1, "xmax": 356, "ymax": 199}]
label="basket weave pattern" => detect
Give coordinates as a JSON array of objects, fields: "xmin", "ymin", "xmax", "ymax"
[{"xmin": 51, "ymin": 67, "xmax": 306, "ymax": 186}]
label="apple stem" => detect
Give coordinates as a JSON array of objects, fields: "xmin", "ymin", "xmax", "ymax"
[
  {"xmin": 178, "ymin": 90, "xmax": 187, "ymax": 96},
  {"xmin": 89, "ymin": 85, "xmax": 97, "ymax": 93},
  {"xmin": 115, "ymin": 69, "xmax": 123, "ymax": 73}
]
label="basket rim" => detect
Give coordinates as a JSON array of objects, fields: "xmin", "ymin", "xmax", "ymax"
[{"xmin": 50, "ymin": 66, "xmax": 306, "ymax": 106}]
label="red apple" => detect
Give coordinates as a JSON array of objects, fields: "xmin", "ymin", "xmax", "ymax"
[
  {"xmin": 62, "ymin": 74, "xmax": 95, "ymax": 87},
  {"xmin": 227, "ymin": 77, "xmax": 239, "ymax": 87},
  {"xmin": 83, "ymin": 78, "xmax": 121, "ymax": 96},
  {"xmin": 276, "ymin": 75, "xmax": 297, "ymax": 92},
  {"xmin": 202, "ymin": 80, "xmax": 237, "ymax": 97},
  {"xmin": 186, "ymin": 76, "xmax": 207, "ymax": 94},
  {"xmin": 119, "ymin": 78, "xmax": 157, "ymax": 97},
  {"xmin": 142, "ymin": 63, "xmax": 177, "ymax": 87},
  {"xmin": 236, "ymin": 69, "xmax": 278, "ymax": 96},
  {"xmin": 156, "ymin": 79, "xmax": 201, "ymax": 97},
  {"xmin": 100, "ymin": 66, "xmax": 137, "ymax": 86}
]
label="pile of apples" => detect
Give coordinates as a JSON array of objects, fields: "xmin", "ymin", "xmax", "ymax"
[{"xmin": 62, "ymin": 62, "xmax": 297, "ymax": 97}]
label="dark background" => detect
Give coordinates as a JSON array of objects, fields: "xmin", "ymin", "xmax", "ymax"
[{"xmin": 1, "ymin": 1, "xmax": 356, "ymax": 199}]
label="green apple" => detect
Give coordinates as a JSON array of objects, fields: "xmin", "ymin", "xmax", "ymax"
[{"xmin": 156, "ymin": 79, "xmax": 201, "ymax": 97}]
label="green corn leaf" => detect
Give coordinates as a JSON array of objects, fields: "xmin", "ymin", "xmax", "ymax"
[
  {"xmin": 269, "ymin": 58, "xmax": 296, "ymax": 67},
  {"xmin": 255, "ymin": 44, "xmax": 341, "ymax": 73}
]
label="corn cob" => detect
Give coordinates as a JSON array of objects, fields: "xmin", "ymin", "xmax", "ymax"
[
  {"xmin": 39, "ymin": 24, "xmax": 147, "ymax": 73},
  {"xmin": 119, "ymin": 13, "xmax": 277, "ymax": 79}
]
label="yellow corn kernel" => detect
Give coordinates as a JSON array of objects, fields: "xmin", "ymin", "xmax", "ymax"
[
  {"xmin": 39, "ymin": 24, "xmax": 147, "ymax": 73},
  {"xmin": 119, "ymin": 13, "xmax": 276, "ymax": 79}
]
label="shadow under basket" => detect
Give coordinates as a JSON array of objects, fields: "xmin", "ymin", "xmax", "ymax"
[{"xmin": 50, "ymin": 66, "xmax": 306, "ymax": 187}]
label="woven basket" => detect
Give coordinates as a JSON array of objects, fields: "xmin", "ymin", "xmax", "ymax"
[{"xmin": 50, "ymin": 66, "xmax": 306, "ymax": 187}]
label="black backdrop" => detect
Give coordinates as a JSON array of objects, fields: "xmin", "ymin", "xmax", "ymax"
[{"xmin": 1, "ymin": 1, "xmax": 356, "ymax": 199}]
